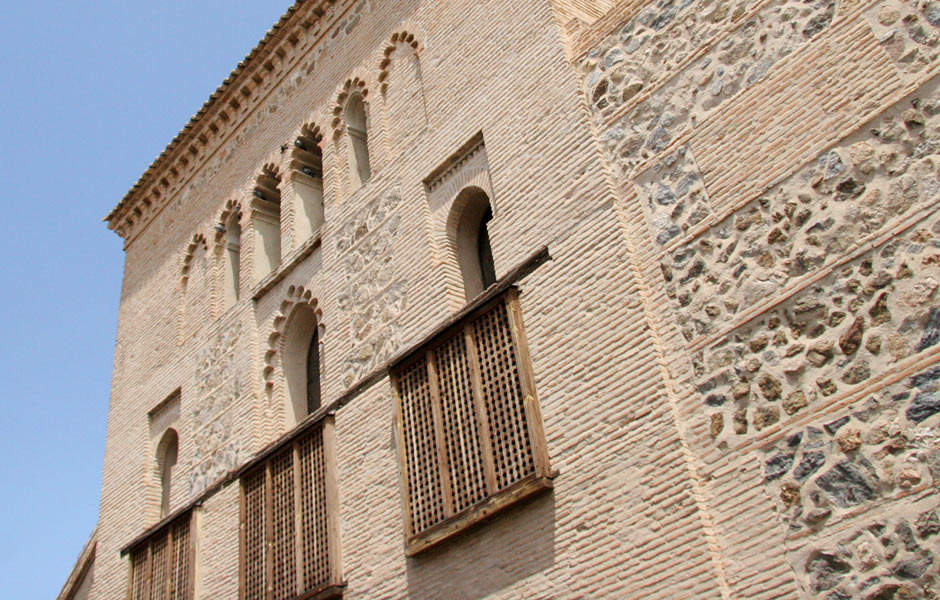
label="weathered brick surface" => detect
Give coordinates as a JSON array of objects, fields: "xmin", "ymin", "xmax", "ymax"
[{"xmin": 81, "ymin": 0, "xmax": 940, "ymax": 598}]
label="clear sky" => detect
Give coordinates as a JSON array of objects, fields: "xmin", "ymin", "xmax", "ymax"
[{"xmin": 0, "ymin": 2, "xmax": 291, "ymax": 597}]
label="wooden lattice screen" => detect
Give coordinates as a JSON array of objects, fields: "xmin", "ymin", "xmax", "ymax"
[
  {"xmin": 393, "ymin": 288, "xmax": 552, "ymax": 555},
  {"xmin": 240, "ymin": 418, "xmax": 342, "ymax": 600},
  {"xmin": 127, "ymin": 511, "xmax": 194, "ymax": 600}
]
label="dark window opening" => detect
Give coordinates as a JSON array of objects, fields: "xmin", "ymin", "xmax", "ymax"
[
  {"xmin": 477, "ymin": 206, "xmax": 496, "ymax": 290},
  {"xmin": 306, "ymin": 330, "xmax": 321, "ymax": 416}
]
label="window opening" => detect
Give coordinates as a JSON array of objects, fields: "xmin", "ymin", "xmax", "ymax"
[
  {"xmin": 453, "ymin": 188, "xmax": 497, "ymax": 301},
  {"xmin": 345, "ymin": 93, "xmax": 371, "ymax": 188},
  {"xmin": 392, "ymin": 288, "xmax": 552, "ymax": 555},
  {"xmin": 240, "ymin": 422, "xmax": 342, "ymax": 600},
  {"xmin": 252, "ymin": 167, "xmax": 282, "ymax": 281},
  {"xmin": 128, "ymin": 512, "xmax": 193, "ymax": 600},
  {"xmin": 306, "ymin": 329, "xmax": 321, "ymax": 416},
  {"xmin": 291, "ymin": 127, "xmax": 325, "ymax": 242},
  {"xmin": 283, "ymin": 305, "xmax": 322, "ymax": 425},
  {"xmin": 223, "ymin": 209, "xmax": 242, "ymax": 307},
  {"xmin": 158, "ymin": 429, "xmax": 179, "ymax": 519},
  {"xmin": 477, "ymin": 206, "xmax": 496, "ymax": 290}
]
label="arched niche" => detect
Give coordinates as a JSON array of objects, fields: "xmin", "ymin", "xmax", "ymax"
[
  {"xmin": 282, "ymin": 304, "xmax": 323, "ymax": 425},
  {"xmin": 156, "ymin": 428, "xmax": 179, "ymax": 518}
]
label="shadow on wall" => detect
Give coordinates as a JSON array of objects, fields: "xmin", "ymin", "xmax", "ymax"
[{"xmin": 405, "ymin": 491, "xmax": 557, "ymax": 599}]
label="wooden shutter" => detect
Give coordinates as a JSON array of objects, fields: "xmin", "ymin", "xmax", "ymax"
[
  {"xmin": 471, "ymin": 298, "xmax": 534, "ymax": 489},
  {"xmin": 241, "ymin": 469, "xmax": 267, "ymax": 600},
  {"xmin": 149, "ymin": 535, "xmax": 168, "ymax": 600},
  {"xmin": 169, "ymin": 517, "xmax": 192, "ymax": 600},
  {"xmin": 128, "ymin": 512, "xmax": 193, "ymax": 600},
  {"xmin": 240, "ymin": 421, "xmax": 340, "ymax": 600},
  {"xmin": 434, "ymin": 332, "xmax": 488, "ymax": 512},
  {"xmin": 396, "ymin": 356, "xmax": 446, "ymax": 535},
  {"xmin": 130, "ymin": 546, "xmax": 149, "ymax": 600},
  {"xmin": 394, "ymin": 288, "xmax": 552, "ymax": 554},
  {"xmin": 271, "ymin": 447, "xmax": 296, "ymax": 600},
  {"xmin": 298, "ymin": 427, "xmax": 331, "ymax": 590}
]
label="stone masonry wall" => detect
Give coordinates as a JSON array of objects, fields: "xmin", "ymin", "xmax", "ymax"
[{"xmin": 578, "ymin": 0, "xmax": 940, "ymax": 596}]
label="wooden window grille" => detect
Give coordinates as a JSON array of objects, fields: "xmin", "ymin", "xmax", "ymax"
[
  {"xmin": 240, "ymin": 418, "xmax": 343, "ymax": 600},
  {"xmin": 127, "ymin": 512, "xmax": 194, "ymax": 600},
  {"xmin": 393, "ymin": 287, "xmax": 552, "ymax": 556}
]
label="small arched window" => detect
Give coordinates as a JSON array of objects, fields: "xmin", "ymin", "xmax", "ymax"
[
  {"xmin": 283, "ymin": 305, "xmax": 322, "ymax": 425},
  {"xmin": 252, "ymin": 167, "xmax": 283, "ymax": 281},
  {"xmin": 453, "ymin": 188, "xmax": 497, "ymax": 301},
  {"xmin": 345, "ymin": 93, "xmax": 372, "ymax": 188},
  {"xmin": 157, "ymin": 429, "xmax": 179, "ymax": 518},
  {"xmin": 291, "ymin": 127, "xmax": 325, "ymax": 242},
  {"xmin": 223, "ymin": 208, "xmax": 242, "ymax": 308}
]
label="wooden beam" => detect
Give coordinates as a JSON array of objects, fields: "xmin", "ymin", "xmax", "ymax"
[
  {"xmin": 464, "ymin": 322, "xmax": 498, "ymax": 494},
  {"xmin": 505, "ymin": 289, "xmax": 552, "ymax": 478},
  {"xmin": 426, "ymin": 350, "xmax": 456, "ymax": 517},
  {"xmin": 405, "ymin": 473, "xmax": 554, "ymax": 557}
]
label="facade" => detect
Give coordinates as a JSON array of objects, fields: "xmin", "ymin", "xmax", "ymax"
[{"xmin": 62, "ymin": 0, "xmax": 940, "ymax": 598}]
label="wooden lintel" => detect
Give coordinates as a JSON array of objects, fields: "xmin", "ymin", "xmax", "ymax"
[{"xmin": 404, "ymin": 474, "xmax": 554, "ymax": 557}]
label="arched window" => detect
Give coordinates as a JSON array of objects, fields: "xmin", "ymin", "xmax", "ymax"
[
  {"xmin": 345, "ymin": 93, "xmax": 371, "ymax": 188},
  {"xmin": 453, "ymin": 187, "xmax": 497, "ymax": 301},
  {"xmin": 222, "ymin": 207, "xmax": 242, "ymax": 308},
  {"xmin": 252, "ymin": 167, "xmax": 282, "ymax": 281},
  {"xmin": 157, "ymin": 429, "xmax": 179, "ymax": 518},
  {"xmin": 282, "ymin": 305, "xmax": 322, "ymax": 425},
  {"xmin": 291, "ymin": 126, "xmax": 325, "ymax": 242}
]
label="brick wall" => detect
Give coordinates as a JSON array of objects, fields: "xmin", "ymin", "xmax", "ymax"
[{"xmin": 84, "ymin": 0, "xmax": 940, "ymax": 598}]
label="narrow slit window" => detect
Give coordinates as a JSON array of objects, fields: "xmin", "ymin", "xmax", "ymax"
[
  {"xmin": 291, "ymin": 127, "xmax": 325, "ymax": 242},
  {"xmin": 345, "ymin": 93, "xmax": 371, "ymax": 188},
  {"xmin": 307, "ymin": 329, "xmax": 321, "ymax": 415},
  {"xmin": 223, "ymin": 209, "xmax": 242, "ymax": 308},
  {"xmin": 252, "ymin": 168, "xmax": 283, "ymax": 281}
]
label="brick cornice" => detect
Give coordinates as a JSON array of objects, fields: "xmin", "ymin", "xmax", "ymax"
[{"xmin": 104, "ymin": 0, "xmax": 352, "ymax": 246}]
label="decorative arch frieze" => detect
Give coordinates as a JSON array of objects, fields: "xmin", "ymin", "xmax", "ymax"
[
  {"xmin": 263, "ymin": 284, "xmax": 324, "ymax": 395},
  {"xmin": 214, "ymin": 199, "xmax": 243, "ymax": 249},
  {"xmin": 287, "ymin": 120, "xmax": 326, "ymax": 174},
  {"xmin": 180, "ymin": 233, "xmax": 209, "ymax": 288},
  {"xmin": 331, "ymin": 76, "xmax": 371, "ymax": 136},
  {"xmin": 378, "ymin": 30, "xmax": 423, "ymax": 95}
]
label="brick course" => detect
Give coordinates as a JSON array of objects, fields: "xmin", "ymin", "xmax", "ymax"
[{"xmin": 72, "ymin": 0, "xmax": 940, "ymax": 598}]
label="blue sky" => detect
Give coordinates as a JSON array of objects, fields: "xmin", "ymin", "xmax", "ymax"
[{"xmin": 0, "ymin": 2, "xmax": 290, "ymax": 597}]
